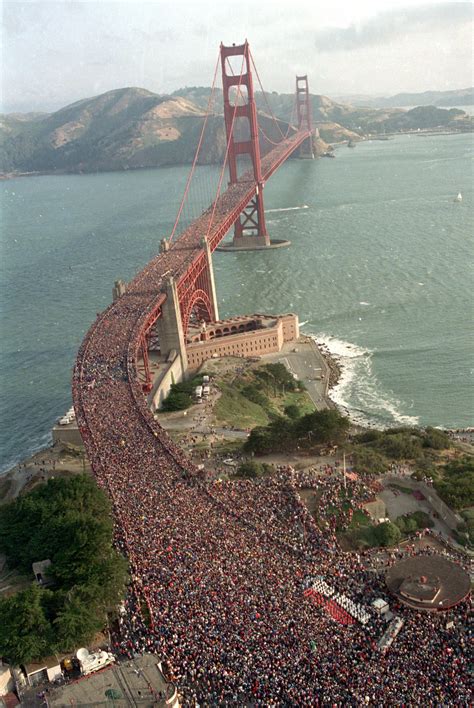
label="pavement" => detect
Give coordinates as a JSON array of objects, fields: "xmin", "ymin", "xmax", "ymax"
[
  {"xmin": 379, "ymin": 484, "xmax": 456, "ymax": 543},
  {"xmin": 262, "ymin": 337, "xmax": 331, "ymax": 410}
]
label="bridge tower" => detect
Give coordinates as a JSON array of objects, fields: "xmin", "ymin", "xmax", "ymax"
[
  {"xmin": 220, "ymin": 41, "xmax": 270, "ymax": 250},
  {"xmin": 218, "ymin": 42, "xmax": 313, "ymax": 251},
  {"xmin": 296, "ymin": 75, "xmax": 314, "ymax": 159}
]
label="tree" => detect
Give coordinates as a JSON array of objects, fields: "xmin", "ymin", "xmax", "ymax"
[
  {"xmin": 53, "ymin": 589, "xmax": 103, "ymax": 651},
  {"xmin": 241, "ymin": 384, "xmax": 270, "ymax": 409},
  {"xmin": 0, "ymin": 475, "xmax": 128, "ymax": 664},
  {"xmin": 295, "ymin": 409, "xmax": 350, "ymax": 446},
  {"xmin": 284, "ymin": 404, "xmax": 301, "ymax": 420},
  {"xmin": 351, "ymin": 446, "xmax": 388, "ymax": 475},
  {"xmin": 0, "ymin": 585, "xmax": 54, "ymax": 665},
  {"xmin": 161, "ymin": 390, "xmax": 193, "ymax": 411},
  {"xmin": 374, "ymin": 521, "xmax": 401, "ymax": 547},
  {"xmin": 236, "ymin": 461, "xmax": 267, "ymax": 479}
]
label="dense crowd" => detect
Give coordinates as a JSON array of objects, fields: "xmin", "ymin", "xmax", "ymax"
[{"xmin": 72, "ymin": 164, "xmax": 471, "ymax": 705}]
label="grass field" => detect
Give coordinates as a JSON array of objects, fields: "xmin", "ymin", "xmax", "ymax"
[
  {"xmin": 213, "ymin": 383, "xmax": 270, "ymax": 428},
  {"xmin": 213, "ymin": 366, "xmax": 315, "ymax": 430}
]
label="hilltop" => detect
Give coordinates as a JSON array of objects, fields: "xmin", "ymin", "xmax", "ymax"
[{"xmin": 1, "ymin": 86, "xmax": 471, "ymax": 176}]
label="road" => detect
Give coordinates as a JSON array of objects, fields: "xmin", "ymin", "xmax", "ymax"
[{"xmin": 263, "ymin": 337, "xmax": 332, "ymax": 410}]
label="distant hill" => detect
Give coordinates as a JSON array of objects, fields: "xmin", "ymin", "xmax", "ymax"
[
  {"xmin": 0, "ymin": 86, "xmax": 471, "ymax": 176},
  {"xmin": 0, "ymin": 87, "xmax": 330, "ymax": 175},
  {"xmin": 334, "ymin": 87, "xmax": 474, "ymax": 108},
  {"xmin": 175, "ymin": 87, "xmax": 472, "ymax": 137}
]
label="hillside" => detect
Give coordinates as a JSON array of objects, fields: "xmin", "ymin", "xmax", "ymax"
[
  {"xmin": 335, "ymin": 87, "xmax": 474, "ymax": 109},
  {"xmin": 0, "ymin": 87, "xmax": 330, "ymax": 175},
  {"xmin": 1, "ymin": 86, "xmax": 471, "ymax": 176},
  {"xmin": 175, "ymin": 87, "xmax": 472, "ymax": 139}
]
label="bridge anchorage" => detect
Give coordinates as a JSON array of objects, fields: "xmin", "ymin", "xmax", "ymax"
[{"xmin": 216, "ymin": 41, "xmax": 314, "ymax": 251}]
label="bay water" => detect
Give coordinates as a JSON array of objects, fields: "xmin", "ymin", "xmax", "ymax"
[{"xmin": 1, "ymin": 133, "xmax": 473, "ymax": 473}]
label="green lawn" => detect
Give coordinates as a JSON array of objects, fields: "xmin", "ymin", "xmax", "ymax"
[
  {"xmin": 349, "ymin": 509, "xmax": 372, "ymax": 528},
  {"xmin": 280, "ymin": 390, "xmax": 315, "ymax": 416}
]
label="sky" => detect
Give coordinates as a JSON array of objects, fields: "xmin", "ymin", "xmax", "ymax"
[{"xmin": 1, "ymin": 0, "xmax": 473, "ymax": 113}]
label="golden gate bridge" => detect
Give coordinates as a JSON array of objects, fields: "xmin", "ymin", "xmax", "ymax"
[
  {"xmin": 69, "ymin": 44, "xmax": 470, "ymax": 705},
  {"xmin": 72, "ymin": 41, "xmax": 317, "ymax": 697}
]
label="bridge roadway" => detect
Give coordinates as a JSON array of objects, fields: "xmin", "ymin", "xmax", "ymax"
[{"xmin": 72, "ymin": 128, "xmax": 318, "ymax": 696}]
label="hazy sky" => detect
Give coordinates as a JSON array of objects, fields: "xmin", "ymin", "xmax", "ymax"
[{"xmin": 1, "ymin": 0, "xmax": 473, "ymax": 113}]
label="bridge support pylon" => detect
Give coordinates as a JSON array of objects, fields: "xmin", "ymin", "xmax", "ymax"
[
  {"xmin": 296, "ymin": 75, "xmax": 314, "ymax": 159},
  {"xmin": 218, "ymin": 41, "xmax": 290, "ymax": 252},
  {"xmin": 201, "ymin": 236, "xmax": 219, "ymax": 321},
  {"xmin": 156, "ymin": 276, "xmax": 188, "ymax": 374}
]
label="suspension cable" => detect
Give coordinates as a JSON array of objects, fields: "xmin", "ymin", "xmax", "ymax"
[
  {"xmin": 248, "ymin": 50, "xmax": 287, "ymax": 141},
  {"xmin": 205, "ymin": 51, "xmax": 247, "ymax": 242},
  {"xmin": 169, "ymin": 50, "xmax": 221, "ymax": 242}
]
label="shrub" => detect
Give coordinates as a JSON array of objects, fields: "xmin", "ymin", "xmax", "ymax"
[
  {"xmin": 236, "ymin": 461, "xmax": 272, "ymax": 479},
  {"xmin": 374, "ymin": 521, "xmax": 401, "ymax": 547},
  {"xmin": 352, "ymin": 446, "xmax": 389, "ymax": 475},
  {"xmin": 241, "ymin": 384, "xmax": 270, "ymax": 409},
  {"xmin": 352, "ymin": 430, "xmax": 383, "ymax": 444},
  {"xmin": 375, "ymin": 433, "xmax": 423, "ymax": 460},
  {"xmin": 284, "ymin": 404, "xmax": 301, "ymax": 420},
  {"xmin": 422, "ymin": 426, "xmax": 451, "ymax": 450},
  {"xmin": 434, "ymin": 456, "xmax": 474, "ymax": 510}
]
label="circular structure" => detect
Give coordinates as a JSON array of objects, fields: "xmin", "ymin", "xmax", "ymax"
[
  {"xmin": 386, "ymin": 554, "xmax": 470, "ymax": 611},
  {"xmin": 216, "ymin": 239, "xmax": 291, "ymax": 251}
]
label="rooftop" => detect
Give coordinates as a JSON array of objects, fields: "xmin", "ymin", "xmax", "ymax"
[
  {"xmin": 20, "ymin": 654, "xmax": 176, "ymax": 708},
  {"xmin": 385, "ymin": 554, "xmax": 470, "ymax": 611}
]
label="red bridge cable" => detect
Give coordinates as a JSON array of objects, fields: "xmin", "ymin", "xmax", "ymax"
[
  {"xmin": 205, "ymin": 51, "xmax": 247, "ymax": 242},
  {"xmin": 226, "ymin": 53, "xmax": 292, "ymax": 146},
  {"xmin": 249, "ymin": 49, "xmax": 290, "ymax": 141},
  {"xmin": 169, "ymin": 51, "xmax": 221, "ymax": 243},
  {"xmin": 258, "ymin": 90, "xmax": 302, "ymax": 147}
]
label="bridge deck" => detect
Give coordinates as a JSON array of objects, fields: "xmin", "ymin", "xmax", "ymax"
[{"xmin": 72, "ymin": 128, "xmax": 315, "ymax": 694}]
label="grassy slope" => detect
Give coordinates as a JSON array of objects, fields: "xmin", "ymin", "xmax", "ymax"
[
  {"xmin": 213, "ymin": 383, "xmax": 270, "ymax": 429},
  {"xmin": 213, "ymin": 366, "xmax": 315, "ymax": 429}
]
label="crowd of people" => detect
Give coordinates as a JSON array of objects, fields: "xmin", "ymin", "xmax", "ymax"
[{"xmin": 72, "ymin": 186, "xmax": 471, "ymax": 705}]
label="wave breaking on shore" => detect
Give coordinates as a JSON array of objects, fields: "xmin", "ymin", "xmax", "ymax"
[{"xmin": 309, "ymin": 333, "xmax": 420, "ymax": 429}]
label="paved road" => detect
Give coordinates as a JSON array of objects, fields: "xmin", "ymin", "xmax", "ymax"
[{"xmin": 263, "ymin": 338, "xmax": 331, "ymax": 410}]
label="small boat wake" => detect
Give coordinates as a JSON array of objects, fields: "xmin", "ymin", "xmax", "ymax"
[{"xmin": 266, "ymin": 205, "xmax": 309, "ymax": 213}]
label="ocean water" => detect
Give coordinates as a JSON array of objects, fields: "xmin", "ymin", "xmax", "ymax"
[{"xmin": 1, "ymin": 133, "xmax": 473, "ymax": 472}]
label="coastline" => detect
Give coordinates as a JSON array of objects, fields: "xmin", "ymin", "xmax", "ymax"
[
  {"xmin": 1, "ymin": 339, "xmax": 344, "ymax": 500},
  {"xmin": 0, "ymin": 442, "xmax": 91, "ymax": 505},
  {"xmin": 2, "ymin": 126, "xmax": 471, "ymax": 181}
]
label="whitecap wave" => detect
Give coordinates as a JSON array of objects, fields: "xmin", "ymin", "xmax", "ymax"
[{"xmin": 311, "ymin": 333, "xmax": 420, "ymax": 429}]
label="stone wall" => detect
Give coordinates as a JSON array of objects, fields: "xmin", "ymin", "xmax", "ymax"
[{"xmin": 185, "ymin": 314, "xmax": 299, "ymax": 371}]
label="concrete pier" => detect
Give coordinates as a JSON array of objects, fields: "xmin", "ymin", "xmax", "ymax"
[{"xmin": 156, "ymin": 276, "xmax": 188, "ymax": 373}]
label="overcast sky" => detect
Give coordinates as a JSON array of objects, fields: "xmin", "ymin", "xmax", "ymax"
[{"xmin": 1, "ymin": 0, "xmax": 473, "ymax": 113}]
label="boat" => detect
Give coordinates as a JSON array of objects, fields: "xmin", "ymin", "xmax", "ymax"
[
  {"xmin": 454, "ymin": 192, "xmax": 462, "ymax": 203},
  {"xmin": 347, "ymin": 140, "xmax": 356, "ymax": 148}
]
